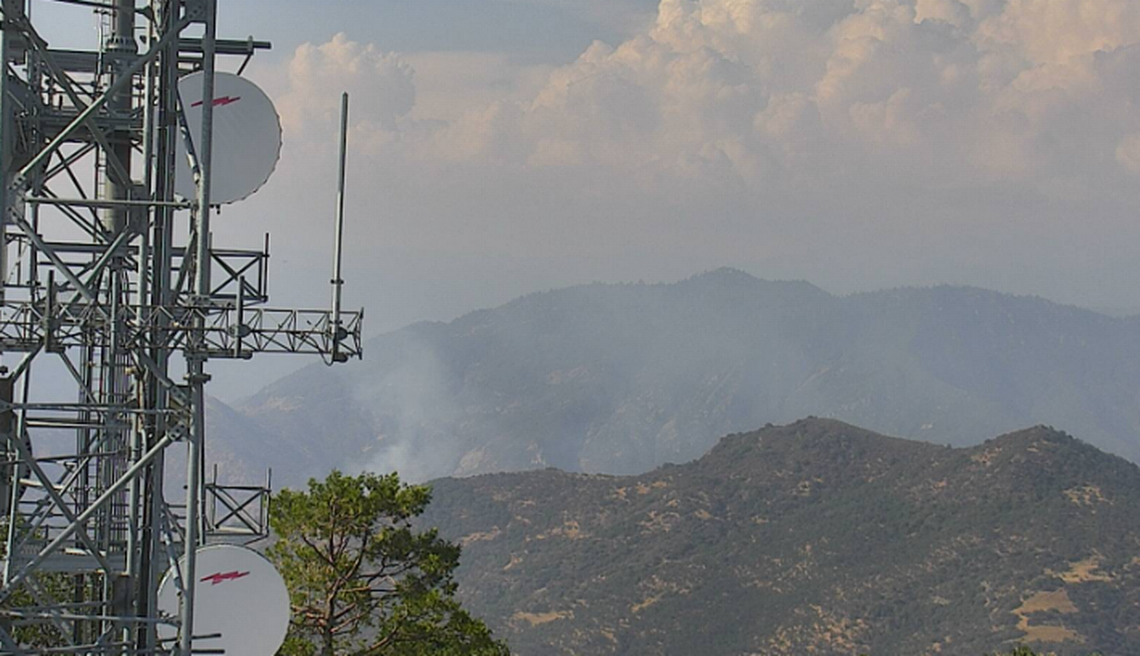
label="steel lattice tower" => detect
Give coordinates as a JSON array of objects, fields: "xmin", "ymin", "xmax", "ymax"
[{"xmin": 0, "ymin": 1, "xmax": 363, "ymax": 653}]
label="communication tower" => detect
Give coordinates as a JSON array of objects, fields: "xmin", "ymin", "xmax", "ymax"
[{"xmin": 0, "ymin": 0, "xmax": 363, "ymax": 653}]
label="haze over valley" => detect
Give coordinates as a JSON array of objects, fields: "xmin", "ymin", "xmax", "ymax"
[
  {"xmin": 208, "ymin": 269, "xmax": 1140, "ymax": 488},
  {"xmin": 179, "ymin": 0, "xmax": 1140, "ymax": 653},
  {"xmin": 8, "ymin": 0, "xmax": 1140, "ymax": 654}
]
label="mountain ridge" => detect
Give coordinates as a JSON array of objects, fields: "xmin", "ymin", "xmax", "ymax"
[
  {"xmin": 420, "ymin": 418, "xmax": 1140, "ymax": 655},
  {"xmin": 206, "ymin": 270, "xmax": 1140, "ymax": 486}
]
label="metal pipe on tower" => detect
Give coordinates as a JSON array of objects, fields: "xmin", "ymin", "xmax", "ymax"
[{"xmin": 0, "ymin": 1, "xmax": 364, "ymax": 653}]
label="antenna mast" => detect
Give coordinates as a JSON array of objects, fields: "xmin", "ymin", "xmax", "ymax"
[
  {"xmin": 331, "ymin": 92, "xmax": 349, "ymax": 364},
  {"xmin": 0, "ymin": 1, "xmax": 363, "ymax": 653}
]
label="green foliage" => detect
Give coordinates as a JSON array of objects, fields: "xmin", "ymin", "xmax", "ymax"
[
  {"xmin": 0, "ymin": 577, "xmax": 69, "ymax": 648},
  {"xmin": 268, "ymin": 470, "xmax": 508, "ymax": 656},
  {"xmin": 0, "ymin": 521, "xmax": 69, "ymax": 649}
]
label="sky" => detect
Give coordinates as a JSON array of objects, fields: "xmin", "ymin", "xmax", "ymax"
[{"xmin": 32, "ymin": 0, "xmax": 1140, "ymax": 398}]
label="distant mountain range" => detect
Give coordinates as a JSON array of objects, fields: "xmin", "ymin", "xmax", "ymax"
[
  {"xmin": 207, "ymin": 268, "xmax": 1140, "ymax": 486},
  {"xmin": 421, "ymin": 419, "xmax": 1140, "ymax": 655}
]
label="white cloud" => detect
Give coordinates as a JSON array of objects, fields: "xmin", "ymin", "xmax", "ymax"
[
  {"xmin": 247, "ymin": 1, "xmax": 1140, "ymax": 323},
  {"xmin": 915, "ymin": 0, "xmax": 971, "ymax": 27},
  {"xmin": 401, "ymin": 52, "xmax": 552, "ymax": 123},
  {"xmin": 1117, "ymin": 133, "xmax": 1140, "ymax": 176},
  {"xmin": 277, "ymin": 33, "xmax": 415, "ymax": 134},
  {"xmin": 272, "ymin": 0, "xmax": 1140, "ymax": 200},
  {"xmin": 977, "ymin": 0, "xmax": 1140, "ymax": 65}
]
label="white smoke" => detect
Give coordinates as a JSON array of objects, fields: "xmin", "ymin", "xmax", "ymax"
[{"xmin": 346, "ymin": 332, "xmax": 466, "ymax": 483}]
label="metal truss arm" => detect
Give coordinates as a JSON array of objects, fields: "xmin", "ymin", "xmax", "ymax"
[
  {"xmin": 12, "ymin": 8, "xmax": 199, "ymax": 182},
  {"xmin": 0, "ymin": 432, "xmax": 175, "ymax": 605}
]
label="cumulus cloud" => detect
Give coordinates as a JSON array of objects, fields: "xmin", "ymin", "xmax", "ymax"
[
  {"xmin": 251, "ymin": 0, "xmax": 1140, "ymax": 326},
  {"xmin": 1117, "ymin": 133, "xmax": 1140, "ymax": 176},
  {"xmin": 277, "ymin": 33, "xmax": 416, "ymax": 133},
  {"xmin": 275, "ymin": 0, "xmax": 1140, "ymax": 187},
  {"xmin": 978, "ymin": 0, "xmax": 1140, "ymax": 65}
]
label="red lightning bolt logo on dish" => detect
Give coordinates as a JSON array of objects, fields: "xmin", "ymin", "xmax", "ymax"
[
  {"xmin": 200, "ymin": 570, "xmax": 251, "ymax": 585},
  {"xmin": 190, "ymin": 96, "xmax": 242, "ymax": 108}
]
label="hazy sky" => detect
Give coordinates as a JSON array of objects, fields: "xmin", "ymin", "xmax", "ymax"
[{"xmin": 34, "ymin": 0, "xmax": 1140, "ymax": 398}]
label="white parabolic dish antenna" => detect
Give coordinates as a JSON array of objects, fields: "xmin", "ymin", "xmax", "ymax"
[
  {"xmin": 157, "ymin": 544, "xmax": 290, "ymax": 656},
  {"xmin": 175, "ymin": 71, "xmax": 283, "ymax": 205}
]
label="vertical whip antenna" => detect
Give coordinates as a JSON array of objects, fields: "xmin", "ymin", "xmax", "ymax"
[
  {"xmin": 0, "ymin": 3, "xmax": 362, "ymax": 652},
  {"xmin": 331, "ymin": 92, "xmax": 350, "ymax": 363}
]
